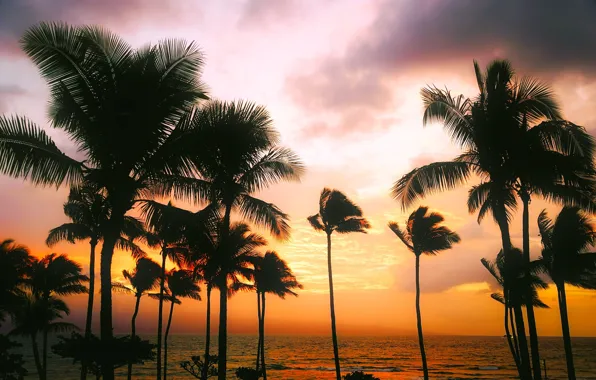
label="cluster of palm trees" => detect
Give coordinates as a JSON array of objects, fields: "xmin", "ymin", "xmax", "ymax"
[
  {"xmin": 1, "ymin": 20, "xmax": 596, "ymax": 380},
  {"xmin": 390, "ymin": 60, "xmax": 596, "ymax": 380},
  {"xmin": 0, "ymin": 22, "xmax": 303, "ymax": 380},
  {"xmin": 0, "ymin": 241, "xmax": 88, "ymax": 380}
]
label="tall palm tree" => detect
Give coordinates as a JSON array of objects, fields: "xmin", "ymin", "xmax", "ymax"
[
  {"xmin": 481, "ymin": 250, "xmax": 550, "ymax": 372},
  {"xmin": 112, "ymin": 257, "xmax": 162, "ymax": 380},
  {"xmin": 0, "ymin": 239, "xmax": 32, "ymax": 324},
  {"xmin": 537, "ymin": 207, "xmax": 596, "ymax": 380},
  {"xmin": 9, "ymin": 295, "xmax": 78, "ymax": 380},
  {"xmin": 152, "ymin": 100, "xmax": 304, "ymax": 379},
  {"xmin": 388, "ymin": 206, "xmax": 460, "ymax": 380},
  {"xmin": 0, "ymin": 23, "xmax": 208, "ymax": 380},
  {"xmin": 158, "ymin": 269, "xmax": 201, "ymax": 380},
  {"xmin": 252, "ymin": 251, "xmax": 302, "ymax": 380},
  {"xmin": 392, "ymin": 59, "xmax": 593, "ymax": 379},
  {"xmin": 308, "ymin": 188, "xmax": 370, "ymax": 380},
  {"xmin": 46, "ymin": 184, "xmax": 146, "ymax": 380}
]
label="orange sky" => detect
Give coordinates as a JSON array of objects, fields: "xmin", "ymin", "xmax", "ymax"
[{"xmin": 1, "ymin": 0, "xmax": 596, "ymax": 337}]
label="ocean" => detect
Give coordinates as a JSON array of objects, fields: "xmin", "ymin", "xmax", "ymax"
[{"xmin": 13, "ymin": 335, "xmax": 596, "ymax": 379}]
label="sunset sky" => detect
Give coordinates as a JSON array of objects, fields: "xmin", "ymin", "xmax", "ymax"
[{"xmin": 1, "ymin": 0, "xmax": 596, "ymax": 337}]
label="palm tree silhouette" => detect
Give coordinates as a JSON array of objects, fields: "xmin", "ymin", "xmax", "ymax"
[
  {"xmin": 18, "ymin": 253, "xmax": 88, "ymax": 380},
  {"xmin": 252, "ymin": 251, "xmax": 302, "ymax": 380},
  {"xmin": 9, "ymin": 295, "xmax": 77, "ymax": 380},
  {"xmin": 46, "ymin": 184, "xmax": 145, "ymax": 380},
  {"xmin": 388, "ymin": 206, "xmax": 460, "ymax": 380},
  {"xmin": 308, "ymin": 188, "xmax": 370, "ymax": 380},
  {"xmin": 536, "ymin": 207, "xmax": 596, "ymax": 380},
  {"xmin": 153, "ymin": 100, "xmax": 303, "ymax": 379},
  {"xmin": 0, "ymin": 239, "xmax": 32, "ymax": 324},
  {"xmin": 112, "ymin": 257, "xmax": 162, "ymax": 380},
  {"xmin": 154, "ymin": 269, "xmax": 201, "ymax": 380},
  {"xmin": 0, "ymin": 23, "xmax": 209, "ymax": 379},
  {"xmin": 392, "ymin": 59, "xmax": 594, "ymax": 379},
  {"xmin": 481, "ymin": 249, "xmax": 550, "ymax": 372}
]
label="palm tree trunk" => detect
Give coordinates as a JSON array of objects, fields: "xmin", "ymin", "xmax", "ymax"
[
  {"xmin": 42, "ymin": 327, "xmax": 48, "ymax": 380},
  {"xmin": 31, "ymin": 334, "xmax": 44, "ymax": 380},
  {"xmin": 514, "ymin": 304, "xmax": 533, "ymax": 380},
  {"xmin": 521, "ymin": 191, "xmax": 542, "ymax": 380},
  {"xmin": 217, "ymin": 280, "xmax": 228, "ymax": 380},
  {"xmin": 157, "ymin": 250, "xmax": 167, "ymax": 380},
  {"xmin": 202, "ymin": 285, "xmax": 212, "ymax": 380},
  {"xmin": 261, "ymin": 292, "xmax": 267, "ymax": 380},
  {"xmin": 81, "ymin": 240, "xmax": 97, "ymax": 380},
  {"xmin": 505, "ymin": 305, "xmax": 520, "ymax": 372},
  {"xmin": 326, "ymin": 232, "xmax": 341, "ymax": 380},
  {"xmin": 100, "ymin": 224, "xmax": 121, "ymax": 380},
  {"xmin": 415, "ymin": 254, "xmax": 429, "ymax": 380},
  {"xmin": 509, "ymin": 306, "xmax": 520, "ymax": 363},
  {"xmin": 495, "ymin": 204, "xmax": 531, "ymax": 379},
  {"xmin": 218, "ymin": 204, "xmax": 232, "ymax": 380},
  {"xmin": 128, "ymin": 295, "xmax": 142, "ymax": 380},
  {"xmin": 256, "ymin": 291, "xmax": 262, "ymax": 372},
  {"xmin": 557, "ymin": 284, "xmax": 576, "ymax": 380},
  {"xmin": 164, "ymin": 300, "xmax": 175, "ymax": 380}
]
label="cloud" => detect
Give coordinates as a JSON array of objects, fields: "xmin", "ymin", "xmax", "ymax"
[
  {"xmin": 237, "ymin": 0, "xmax": 300, "ymax": 28},
  {"xmin": 0, "ymin": 0, "xmax": 194, "ymax": 54},
  {"xmin": 285, "ymin": 0, "xmax": 596, "ymax": 140}
]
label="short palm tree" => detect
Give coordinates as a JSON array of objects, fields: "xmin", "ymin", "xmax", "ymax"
[
  {"xmin": 0, "ymin": 23, "xmax": 208, "ymax": 380},
  {"xmin": 537, "ymin": 207, "xmax": 596, "ymax": 380},
  {"xmin": 252, "ymin": 251, "xmax": 302, "ymax": 380},
  {"xmin": 308, "ymin": 188, "xmax": 370, "ymax": 380},
  {"xmin": 112, "ymin": 257, "xmax": 162, "ymax": 380},
  {"xmin": 481, "ymin": 249, "xmax": 549, "ymax": 372},
  {"xmin": 19, "ymin": 253, "xmax": 88, "ymax": 380},
  {"xmin": 9, "ymin": 294, "xmax": 77, "ymax": 380},
  {"xmin": 46, "ymin": 184, "xmax": 145, "ymax": 379},
  {"xmin": 0, "ymin": 239, "xmax": 32, "ymax": 324},
  {"xmin": 153, "ymin": 100, "xmax": 304, "ymax": 379},
  {"xmin": 157, "ymin": 269, "xmax": 201, "ymax": 380},
  {"xmin": 388, "ymin": 206, "xmax": 460, "ymax": 380}
]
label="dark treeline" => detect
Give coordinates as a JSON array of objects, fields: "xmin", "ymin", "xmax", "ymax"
[{"xmin": 0, "ymin": 23, "xmax": 595, "ymax": 380}]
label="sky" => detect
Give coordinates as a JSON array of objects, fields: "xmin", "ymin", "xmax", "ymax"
[{"xmin": 1, "ymin": 0, "xmax": 596, "ymax": 337}]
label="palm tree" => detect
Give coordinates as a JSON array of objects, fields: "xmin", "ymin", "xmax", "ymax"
[
  {"xmin": 112, "ymin": 257, "xmax": 162, "ymax": 380},
  {"xmin": 0, "ymin": 23, "xmax": 208, "ymax": 380},
  {"xmin": 23, "ymin": 254, "xmax": 88, "ymax": 378},
  {"xmin": 481, "ymin": 250, "xmax": 550, "ymax": 372},
  {"xmin": 252, "ymin": 251, "xmax": 302, "ymax": 380},
  {"xmin": 388, "ymin": 206, "xmax": 460, "ymax": 380},
  {"xmin": 308, "ymin": 188, "xmax": 370, "ymax": 380},
  {"xmin": 153, "ymin": 100, "xmax": 304, "ymax": 379},
  {"xmin": 46, "ymin": 184, "xmax": 146, "ymax": 380},
  {"xmin": 9, "ymin": 295, "xmax": 78, "ymax": 380},
  {"xmin": 0, "ymin": 239, "xmax": 32, "ymax": 324},
  {"xmin": 392, "ymin": 59, "xmax": 594, "ymax": 379},
  {"xmin": 537, "ymin": 207, "xmax": 596, "ymax": 380},
  {"xmin": 158, "ymin": 269, "xmax": 201, "ymax": 380}
]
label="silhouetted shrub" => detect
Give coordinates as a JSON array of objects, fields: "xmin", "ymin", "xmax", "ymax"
[
  {"xmin": 343, "ymin": 371, "xmax": 381, "ymax": 380},
  {"xmin": 180, "ymin": 354, "xmax": 218, "ymax": 379},
  {"xmin": 235, "ymin": 366, "xmax": 261, "ymax": 380},
  {"xmin": 0, "ymin": 334, "xmax": 27, "ymax": 380},
  {"xmin": 52, "ymin": 332, "xmax": 155, "ymax": 375}
]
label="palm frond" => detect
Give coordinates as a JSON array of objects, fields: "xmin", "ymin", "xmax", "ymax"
[
  {"xmin": 237, "ymin": 194, "xmax": 290, "ymax": 241},
  {"xmin": 307, "ymin": 214, "xmax": 325, "ymax": 232},
  {"xmin": 388, "ymin": 222, "xmax": 413, "ymax": 251},
  {"xmin": 0, "ymin": 115, "xmax": 83, "ymax": 186},
  {"xmin": 46, "ymin": 223, "xmax": 92, "ymax": 246},
  {"xmin": 421, "ymin": 86, "xmax": 473, "ymax": 148},
  {"xmin": 392, "ymin": 161, "xmax": 471, "ymax": 210}
]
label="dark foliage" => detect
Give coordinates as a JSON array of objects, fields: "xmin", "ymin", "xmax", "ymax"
[
  {"xmin": 235, "ymin": 367, "xmax": 261, "ymax": 380},
  {"xmin": 51, "ymin": 332, "xmax": 155, "ymax": 375},
  {"xmin": 180, "ymin": 355, "xmax": 218, "ymax": 379},
  {"xmin": 0, "ymin": 334, "xmax": 27, "ymax": 380}
]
